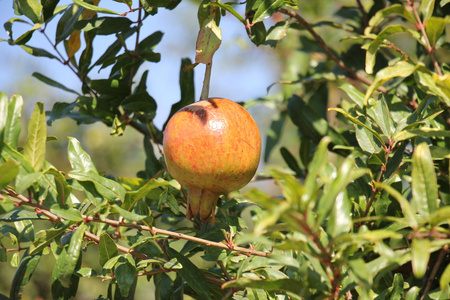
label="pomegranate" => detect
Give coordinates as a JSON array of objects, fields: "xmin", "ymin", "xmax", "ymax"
[{"xmin": 163, "ymin": 98, "xmax": 261, "ymax": 223}]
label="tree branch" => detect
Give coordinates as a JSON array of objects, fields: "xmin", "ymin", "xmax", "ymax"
[
  {"xmin": 1, "ymin": 190, "xmax": 269, "ymax": 257},
  {"xmin": 279, "ymin": 7, "xmax": 386, "ymax": 93}
]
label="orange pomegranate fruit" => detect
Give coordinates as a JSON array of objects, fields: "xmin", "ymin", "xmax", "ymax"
[{"xmin": 163, "ymin": 98, "xmax": 261, "ymax": 223}]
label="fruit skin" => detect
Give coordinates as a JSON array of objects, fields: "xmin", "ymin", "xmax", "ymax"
[{"xmin": 163, "ymin": 98, "xmax": 261, "ymax": 223}]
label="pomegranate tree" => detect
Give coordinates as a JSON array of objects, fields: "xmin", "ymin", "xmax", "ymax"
[{"xmin": 163, "ymin": 98, "xmax": 261, "ymax": 222}]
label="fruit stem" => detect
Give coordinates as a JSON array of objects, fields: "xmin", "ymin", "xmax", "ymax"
[{"xmin": 200, "ymin": 61, "xmax": 212, "ymax": 101}]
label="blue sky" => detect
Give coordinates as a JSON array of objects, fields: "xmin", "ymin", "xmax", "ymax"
[{"xmin": 0, "ymin": 0, "xmax": 280, "ymax": 128}]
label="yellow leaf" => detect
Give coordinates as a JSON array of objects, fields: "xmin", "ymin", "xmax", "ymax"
[{"xmin": 67, "ymin": 31, "xmax": 81, "ymax": 58}]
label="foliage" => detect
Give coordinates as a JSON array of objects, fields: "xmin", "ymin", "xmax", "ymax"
[{"xmin": 1, "ymin": 0, "xmax": 450, "ymax": 299}]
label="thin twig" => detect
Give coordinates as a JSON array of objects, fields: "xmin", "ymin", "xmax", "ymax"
[
  {"xmin": 279, "ymin": 7, "xmax": 386, "ymax": 93},
  {"xmin": 408, "ymin": 2, "xmax": 443, "ymax": 76},
  {"xmin": 420, "ymin": 245, "xmax": 449, "ymax": 299}
]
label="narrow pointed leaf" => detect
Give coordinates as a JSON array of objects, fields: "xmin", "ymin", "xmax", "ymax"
[
  {"xmin": 23, "ymin": 102, "xmax": 46, "ymax": 171},
  {"xmin": 32, "ymin": 72, "xmax": 80, "ymax": 95},
  {"xmin": 411, "ymin": 238, "xmax": 430, "ymax": 278},
  {"xmin": 50, "ymin": 204, "xmax": 83, "ymax": 221},
  {"xmin": 3, "ymin": 94, "xmax": 23, "ymax": 149},
  {"xmin": 69, "ymin": 170, "xmax": 126, "ymax": 201},
  {"xmin": 223, "ymin": 278, "xmax": 304, "ymax": 295},
  {"xmin": 10, "ymin": 251, "xmax": 42, "ymax": 299},
  {"xmin": 411, "ymin": 143, "xmax": 438, "ymax": 217},
  {"xmin": 252, "ymin": 0, "xmax": 285, "ymax": 24},
  {"xmin": 166, "ymin": 246, "xmax": 211, "ymax": 300},
  {"xmin": 72, "ymin": 0, "xmax": 120, "ymax": 15},
  {"xmin": 55, "ymin": 223, "xmax": 87, "ymax": 288}
]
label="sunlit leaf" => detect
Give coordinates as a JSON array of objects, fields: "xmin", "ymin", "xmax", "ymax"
[
  {"xmin": 252, "ymin": 0, "xmax": 285, "ymax": 24},
  {"xmin": 72, "ymin": 0, "xmax": 120, "ymax": 15},
  {"xmin": 23, "ymin": 102, "xmax": 46, "ymax": 172},
  {"xmin": 223, "ymin": 277, "xmax": 304, "ymax": 295},
  {"xmin": 419, "ymin": 0, "xmax": 435, "ymax": 21},
  {"xmin": 0, "ymin": 160, "xmax": 20, "ymax": 189},
  {"xmin": 67, "ymin": 137, "xmax": 97, "ymax": 173},
  {"xmin": 365, "ymin": 61, "xmax": 419, "ymax": 104},
  {"xmin": 69, "ymin": 170, "xmax": 126, "ymax": 201},
  {"xmin": 15, "ymin": 0, "xmax": 42, "ymax": 23},
  {"xmin": 411, "ymin": 238, "xmax": 430, "ymax": 278},
  {"xmin": 411, "ymin": 143, "xmax": 438, "ymax": 217}
]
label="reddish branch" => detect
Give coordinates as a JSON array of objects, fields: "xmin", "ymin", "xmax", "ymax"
[
  {"xmin": 0, "ymin": 189, "xmax": 269, "ymax": 258},
  {"xmin": 279, "ymin": 7, "xmax": 387, "ymax": 93}
]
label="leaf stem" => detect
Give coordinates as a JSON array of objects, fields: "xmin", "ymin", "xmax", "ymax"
[{"xmin": 200, "ymin": 62, "xmax": 213, "ymax": 100}]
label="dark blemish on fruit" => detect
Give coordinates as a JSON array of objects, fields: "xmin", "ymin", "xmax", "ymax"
[
  {"xmin": 208, "ymin": 99, "xmax": 219, "ymax": 108},
  {"xmin": 182, "ymin": 105, "xmax": 208, "ymax": 125}
]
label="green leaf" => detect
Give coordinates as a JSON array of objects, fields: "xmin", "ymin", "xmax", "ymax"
[
  {"xmin": 41, "ymin": 0, "xmax": 59, "ymax": 21},
  {"xmin": 252, "ymin": 0, "xmax": 285, "ymax": 24},
  {"xmin": 365, "ymin": 61, "xmax": 419, "ymax": 104},
  {"xmin": 327, "ymin": 190, "xmax": 352, "ymax": 237},
  {"xmin": 67, "ymin": 137, "xmax": 97, "ymax": 173},
  {"xmin": 32, "ymin": 72, "xmax": 80, "ymax": 95},
  {"xmin": 405, "ymin": 287, "xmax": 420, "ymax": 300},
  {"xmin": 72, "ymin": 0, "xmax": 120, "ymax": 15},
  {"xmin": 411, "ymin": 238, "xmax": 430, "ymax": 278},
  {"xmin": 69, "ymin": 170, "xmax": 126, "ymax": 201},
  {"xmin": 419, "ymin": 0, "xmax": 435, "ymax": 21},
  {"xmin": 365, "ymin": 25, "xmax": 418, "ymax": 75},
  {"xmin": 114, "ymin": 254, "xmax": 136, "ymax": 297},
  {"xmin": 0, "ymin": 141, "xmax": 34, "ymax": 173},
  {"xmin": 121, "ymin": 91, "xmax": 157, "ymax": 115},
  {"xmin": 44, "ymin": 167, "xmax": 72, "ymax": 205},
  {"xmin": 23, "ymin": 102, "xmax": 46, "ymax": 171},
  {"xmin": 29, "ymin": 224, "xmax": 69, "ymax": 255},
  {"xmin": 339, "ymin": 83, "xmax": 366, "ymax": 108},
  {"xmin": 10, "ymin": 251, "xmax": 42, "ymax": 299},
  {"xmin": 111, "ymin": 204, "xmax": 146, "ymax": 222},
  {"xmin": 99, "ymin": 232, "xmax": 118, "ymax": 267},
  {"xmin": 15, "ymin": 0, "xmax": 42, "ymax": 23},
  {"xmin": 365, "ymin": 4, "xmax": 416, "ymax": 34},
  {"xmin": 54, "ymin": 223, "xmax": 87, "ymax": 288},
  {"xmin": 55, "ymin": 4, "xmax": 83, "ymax": 44},
  {"xmin": 50, "ymin": 204, "xmax": 83, "ymax": 221},
  {"xmin": 355, "ymin": 116, "xmax": 383, "ymax": 153},
  {"xmin": 391, "ymin": 273, "xmax": 404, "ymax": 300},
  {"xmin": 0, "ymin": 92, "xmax": 7, "ymax": 136},
  {"xmin": 368, "ymin": 95, "xmax": 395, "ymax": 138},
  {"xmin": 302, "ymin": 137, "xmax": 330, "ymax": 208},
  {"xmin": 0, "ymin": 208, "xmax": 47, "ymax": 222},
  {"xmin": 425, "ymin": 17, "xmax": 450, "ymax": 47},
  {"xmin": 125, "ymin": 178, "xmax": 172, "ymax": 209},
  {"xmin": 331, "ymin": 108, "xmax": 384, "ymax": 149},
  {"xmin": 166, "ymin": 246, "xmax": 211, "ymax": 300},
  {"xmin": 376, "ymin": 183, "xmax": 418, "ymax": 229},
  {"xmin": 394, "ymin": 127, "xmax": 450, "ymax": 141},
  {"xmin": 264, "ymin": 111, "xmax": 286, "ymax": 162},
  {"xmin": 223, "ymin": 278, "xmax": 304, "ymax": 295},
  {"xmin": 4, "ymin": 94, "xmax": 24, "ymax": 149},
  {"xmin": 209, "ymin": 1, "xmax": 245, "ymax": 23},
  {"xmin": 0, "ymin": 160, "xmax": 20, "ymax": 189},
  {"xmin": 411, "ymin": 143, "xmax": 438, "ymax": 217},
  {"xmin": 20, "ymin": 44, "xmax": 59, "ymax": 59},
  {"xmin": 440, "ymin": 263, "xmax": 450, "ymax": 291},
  {"xmin": 75, "ymin": 17, "xmax": 132, "ymax": 35},
  {"xmin": 415, "ymin": 71, "xmax": 450, "ymax": 106},
  {"xmin": 15, "ymin": 171, "xmax": 42, "ymax": 193},
  {"xmin": 280, "ymin": 147, "xmax": 302, "ymax": 177}
]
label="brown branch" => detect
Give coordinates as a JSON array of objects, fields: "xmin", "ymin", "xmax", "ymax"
[
  {"xmin": 279, "ymin": 7, "xmax": 387, "ymax": 93},
  {"xmin": 408, "ymin": 2, "xmax": 443, "ymax": 76},
  {"xmin": 0, "ymin": 190, "xmax": 269, "ymax": 257},
  {"xmin": 420, "ymin": 244, "xmax": 449, "ymax": 299}
]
